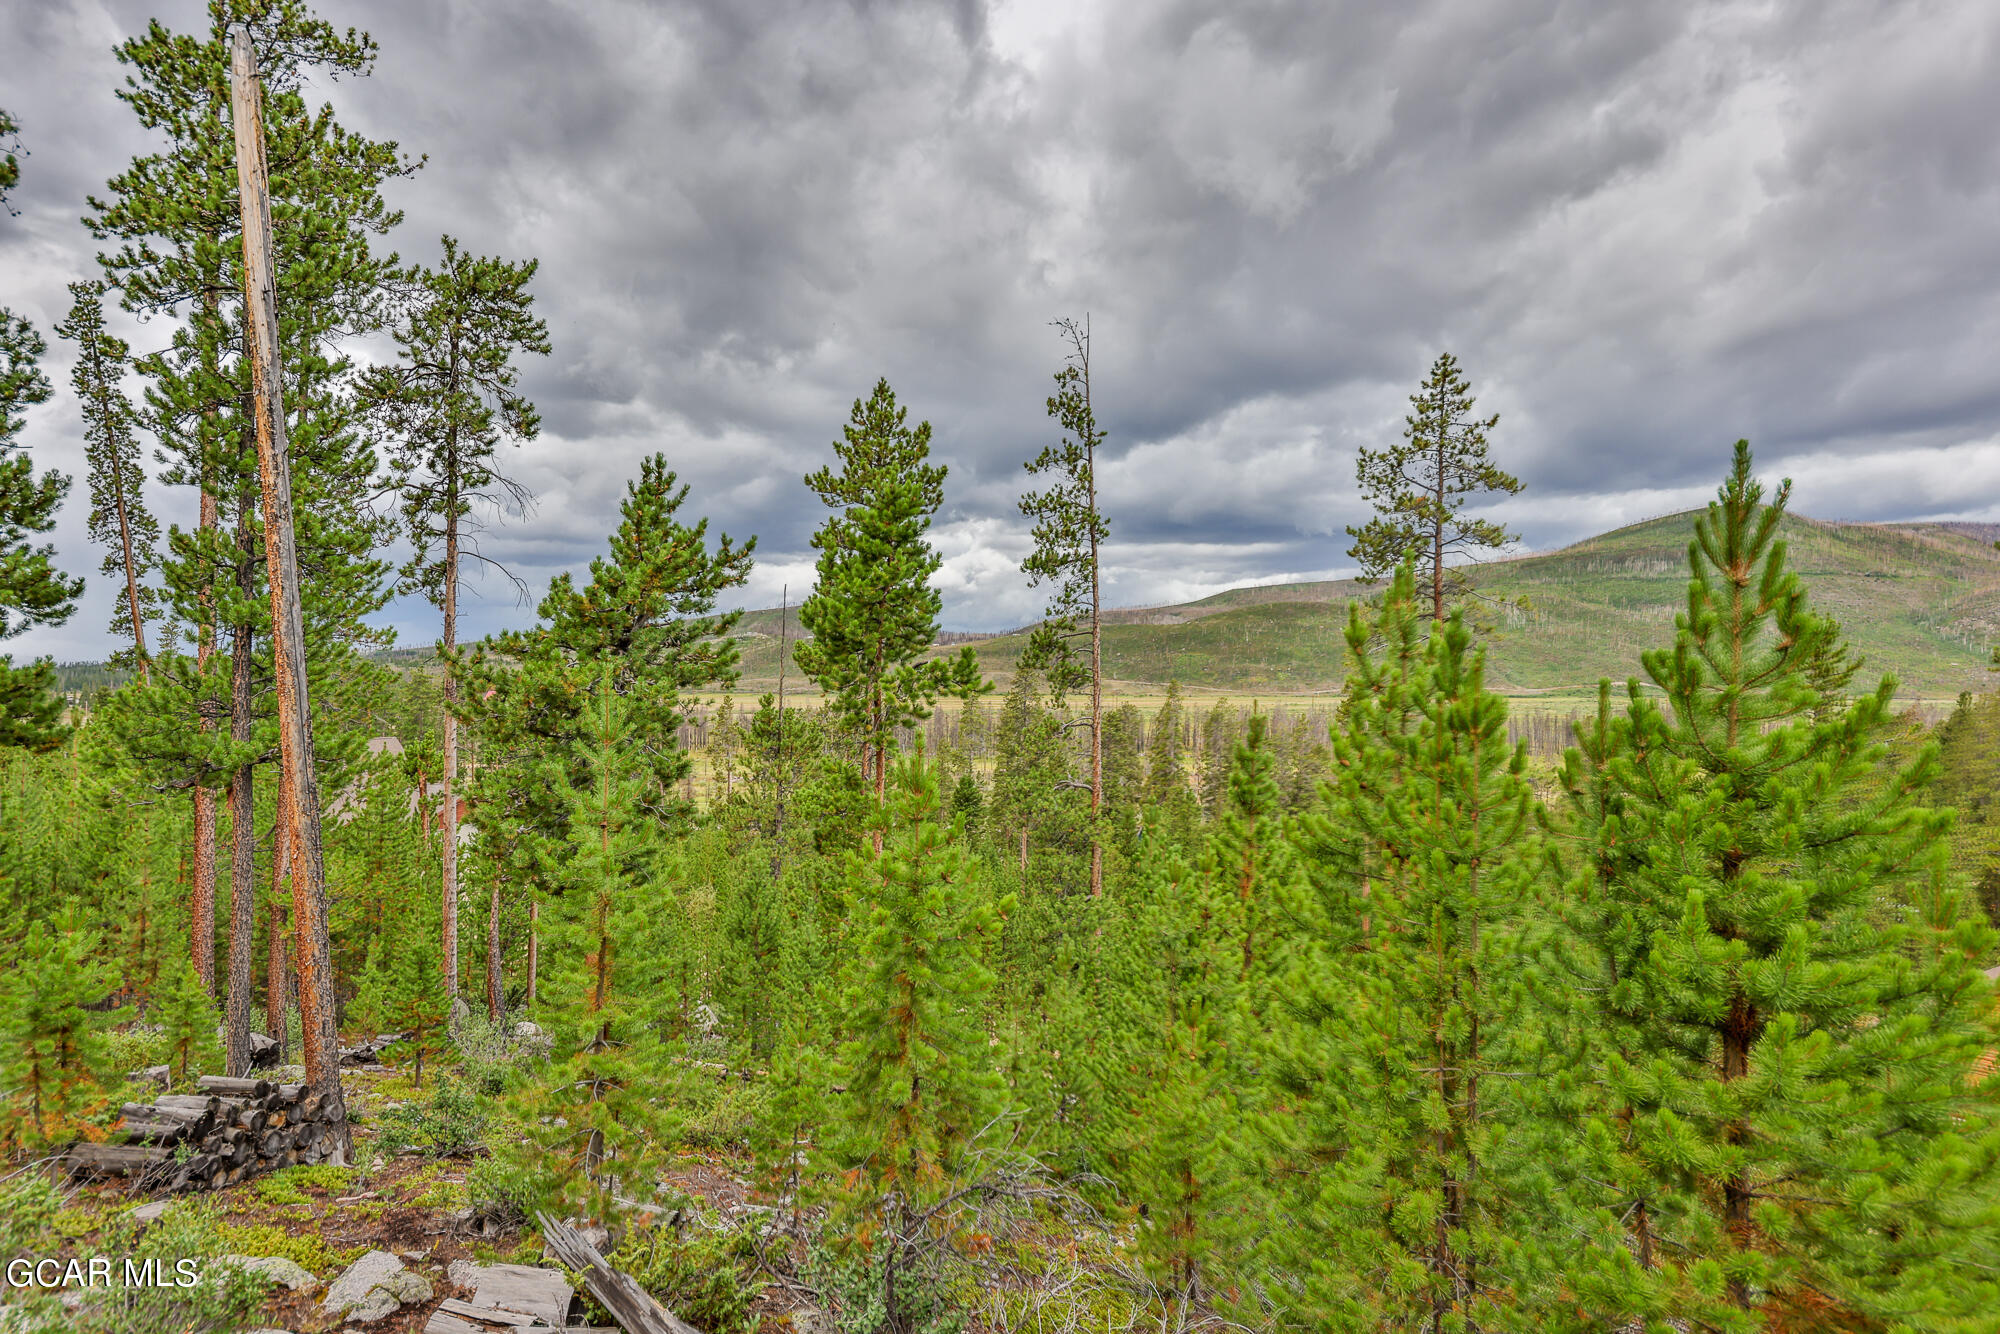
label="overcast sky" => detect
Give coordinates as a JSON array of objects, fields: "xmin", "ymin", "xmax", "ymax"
[{"xmin": 6, "ymin": 0, "xmax": 2000, "ymax": 659}]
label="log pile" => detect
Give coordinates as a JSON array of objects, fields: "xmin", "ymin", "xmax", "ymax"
[{"xmin": 64, "ymin": 1075, "xmax": 346, "ymax": 1191}]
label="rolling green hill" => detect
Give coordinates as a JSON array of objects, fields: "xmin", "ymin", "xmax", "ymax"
[{"xmin": 722, "ymin": 512, "xmax": 2000, "ymax": 701}]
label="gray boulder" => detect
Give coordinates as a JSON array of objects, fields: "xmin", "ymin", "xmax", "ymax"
[
  {"xmin": 219, "ymin": 1255, "xmax": 317, "ymax": 1291},
  {"xmin": 320, "ymin": 1249, "xmax": 433, "ymax": 1323}
]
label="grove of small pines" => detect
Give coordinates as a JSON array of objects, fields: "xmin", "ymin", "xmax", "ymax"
[
  {"xmin": 0, "ymin": 9, "xmax": 1994, "ymax": 1330},
  {"xmin": 5, "ymin": 437, "xmax": 1996, "ymax": 1334}
]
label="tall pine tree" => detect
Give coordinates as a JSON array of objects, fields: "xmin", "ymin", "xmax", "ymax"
[
  {"xmin": 56, "ymin": 282, "xmax": 161, "ymax": 673},
  {"xmin": 1346, "ymin": 353, "xmax": 1519, "ymax": 622},
  {"xmin": 1019, "ymin": 315, "xmax": 1110, "ymax": 894},
  {"xmin": 797, "ymin": 379, "xmax": 985, "ymax": 815},
  {"xmin": 1548, "ymin": 443, "xmax": 2000, "ymax": 1331},
  {"xmin": 365, "ymin": 234, "xmax": 548, "ymax": 1001}
]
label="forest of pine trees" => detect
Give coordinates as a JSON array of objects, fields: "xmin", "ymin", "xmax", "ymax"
[{"xmin": 0, "ymin": 6, "xmax": 1997, "ymax": 1334}]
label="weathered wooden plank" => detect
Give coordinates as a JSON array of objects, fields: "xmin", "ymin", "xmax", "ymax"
[
  {"xmin": 536, "ymin": 1213, "xmax": 697, "ymax": 1334},
  {"xmin": 465, "ymin": 1263, "xmax": 574, "ymax": 1327},
  {"xmin": 432, "ymin": 1295, "xmax": 546, "ymax": 1326}
]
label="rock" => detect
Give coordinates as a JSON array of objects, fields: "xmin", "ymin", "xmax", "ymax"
[
  {"xmin": 128, "ymin": 1200, "xmax": 171, "ymax": 1226},
  {"xmin": 446, "ymin": 1257, "xmax": 478, "ymax": 1289},
  {"xmin": 510, "ymin": 1020, "xmax": 551, "ymax": 1056},
  {"xmin": 320, "ymin": 1249, "xmax": 433, "ymax": 1323},
  {"xmin": 219, "ymin": 1255, "xmax": 317, "ymax": 1291}
]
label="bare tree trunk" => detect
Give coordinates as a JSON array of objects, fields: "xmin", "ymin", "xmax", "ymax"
[
  {"xmin": 1433, "ymin": 435, "xmax": 1446, "ymax": 623},
  {"xmin": 771, "ymin": 585, "xmax": 789, "ymax": 882},
  {"xmin": 1085, "ymin": 332, "xmax": 1103, "ymax": 899},
  {"xmin": 110, "ymin": 454, "xmax": 149, "ymax": 673},
  {"xmin": 267, "ymin": 785, "xmax": 289, "ymax": 1052},
  {"xmin": 192, "ymin": 487, "xmax": 218, "ymax": 996},
  {"xmin": 527, "ymin": 897, "xmax": 539, "ymax": 1006},
  {"xmin": 486, "ymin": 875, "xmax": 503, "ymax": 1020},
  {"xmin": 441, "ymin": 512, "xmax": 460, "ymax": 998},
  {"xmin": 231, "ymin": 30, "xmax": 347, "ymax": 1146},
  {"xmin": 225, "ymin": 499, "xmax": 256, "ymax": 1077}
]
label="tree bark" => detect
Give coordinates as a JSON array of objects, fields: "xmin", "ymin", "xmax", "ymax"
[
  {"xmin": 225, "ymin": 497, "xmax": 256, "ymax": 1078},
  {"xmin": 486, "ymin": 874, "xmax": 503, "ymax": 1020},
  {"xmin": 231, "ymin": 30, "xmax": 346, "ymax": 1147},
  {"xmin": 192, "ymin": 483, "xmax": 219, "ymax": 996},
  {"xmin": 1433, "ymin": 430, "xmax": 1446, "ymax": 623},
  {"xmin": 441, "ymin": 476, "xmax": 460, "ymax": 997},
  {"xmin": 267, "ymin": 787, "xmax": 289, "ymax": 1052},
  {"xmin": 1085, "ymin": 331, "xmax": 1103, "ymax": 899},
  {"xmin": 526, "ymin": 897, "xmax": 539, "ymax": 1006},
  {"xmin": 109, "ymin": 448, "xmax": 149, "ymax": 673}
]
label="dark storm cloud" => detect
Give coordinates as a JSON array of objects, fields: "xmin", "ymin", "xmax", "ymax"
[{"xmin": 6, "ymin": 0, "xmax": 2000, "ymax": 656}]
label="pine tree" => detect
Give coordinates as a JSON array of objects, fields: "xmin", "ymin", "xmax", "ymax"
[
  {"xmin": 155, "ymin": 953, "xmax": 221, "ymax": 1088},
  {"xmin": 501, "ymin": 666, "xmax": 675, "ymax": 1213},
  {"xmin": 1347, "ymin": 353, "xmax": 1519, "ymax": 621},
  {"xmin": 1548, "ymin": 443, "xmax": 2000, "ymax": 1331},
  {"xmin": 384, "ymin": 909, "xmax": 450, "ymax": 1089},
  {"xmin": 455, "ymin": 457, "xmax": 753, "ymax": 1001},
  {"xmin": 1118, "ymin": 717, "xmax": 1305, "ymax": 1307},
  {"xmin": 366, "ymin": 235, "xmax": 549, "ymax": 1001},
  {"xmin": 1268, "ymin": 565, "xmax": 1543, "ymax": 1330},
  {"xmin": 1019, "ymin": 316, "xmax": 1110, "ymax": 894},
  {"xmin": 57, "ymin": 282, "xmax": 161, "ymax": 673},
  {"xmin": 0, "ymin": 221, "xmax": 81, "ymax": 749},
  {"xmin": 86, "ymin": 0, "xmax": 410, "ymax": 1077},
  {"xmin": 0, "ymin": 910, "xmax": 125, "ymax": 1150},
  {"xmin": 796, "ymin": 379, "xmax": 985, "ymax": 810},
  {"xmin": 1141, "ymin": 681, "xmax": 1199, "ymax": 849},
  {"xmin": 817, "ymin": 747, "xmax": 1013, "ymax": 1333}
]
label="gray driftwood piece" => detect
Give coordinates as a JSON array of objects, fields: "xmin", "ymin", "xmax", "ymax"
[{"xmin": 535, "ymin": 1212, "xmax": 700, "ymax": 1334}]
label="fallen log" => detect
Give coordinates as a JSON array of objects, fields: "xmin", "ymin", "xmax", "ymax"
[{"xmin": 65, "ymin": 1143, "xmax": 171, "ymax": 1176}]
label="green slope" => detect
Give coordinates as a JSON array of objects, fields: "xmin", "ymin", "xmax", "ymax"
[{"xmin": 725, "ymin": 512, "xmax": 2000, "ymax": 700}]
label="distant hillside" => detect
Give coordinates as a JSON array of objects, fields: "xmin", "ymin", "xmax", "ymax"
[{"xmin": 722, "ymin": 512, "xmax": 2000, "ymax": 700}]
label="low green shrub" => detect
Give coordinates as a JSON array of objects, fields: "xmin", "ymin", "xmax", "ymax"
[
  {"xmin": 379, "ymin": 1077, "xmax": 489, "ymax": 1157},
  {"xmin": 605, "ymin": 1219, "xmax": 765, "ymax": 1334}
]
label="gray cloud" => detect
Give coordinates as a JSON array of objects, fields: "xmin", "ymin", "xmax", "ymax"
[{"xmin": 5, "ymin": 0, "xmax": 2000, "ymax": 658}]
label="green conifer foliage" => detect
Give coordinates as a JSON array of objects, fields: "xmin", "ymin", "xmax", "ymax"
[
  {"xmin": 384, "ymin": 909, "xmax": 450, "ymax": 1090},
  {"xmin": 1141, "ymin": 682, "xmax": 1200, "ymax": 849},
  {"xmin": 1550, "ymin": 443, "xmax": 2000, "ymax": 1331},
  {"xmin": 0, "ymin": 282, "xmax": 79, "ymax": 749},
  {"xmin": 0, "ymin": 910, "xmax": 124, "ymax": 1149},
  {"xmin": 1271, "ymin": 565, "xmax": 1541, "ymax": 1331},
  {"xmin": 797, "ymin": 379, "xmax": 985, "ymax": 803},
  {"xmin": 56, "ymin": 282, "xmax": 161, "ymax": 669},
  {"xmin": 1346, "ymin": 353, "xmax": 1519, "ymax": 621},
  {"xmin": 156, "ymin": 954, "xmax": 221, "ymax": 1088},
  {"xmin": 493, "ymin": 665, "xmax": 681, "ymax": 1215},
  {"xmin": 818, "ymin": 748, "xmax": 1013, "ymax": 1329}
]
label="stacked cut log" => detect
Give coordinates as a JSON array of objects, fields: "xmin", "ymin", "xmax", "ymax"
[{"xmin": 64, "ymin": 1075, "xmax": 347, "ymax": 1191}]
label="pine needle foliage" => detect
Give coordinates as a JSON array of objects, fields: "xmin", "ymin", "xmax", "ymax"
[
  {"xmin": 1268, "ymin": 564, "xmax": 1542, "ymax": 1331},
  {"xmin": 797, "ymin": 379, "xmax": 986, "ymax": 801},
  {"xmin": 1347, "ymin": 353, "xmax": 1519, "ymax": 621},
  {"xmin": 0, "ymin": 908, "xmax": 125, "ymax": 1150},
  {"xmin": 818, "ymin": 747, "xmax": 1014, "ymax": 1333},
  {"xmin": 1546, "ymin": 442, "xmax": 2000, "ymax": 1332}
]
